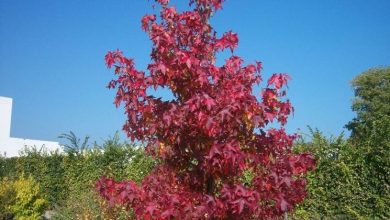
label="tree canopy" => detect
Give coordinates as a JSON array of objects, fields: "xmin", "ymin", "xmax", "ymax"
[
  {"xmin": 294, "ymin": 67, "xmax": 390, "ymax": 219},
  {"xmin": 346, "ymin": 66, "xmax": 390, "ymax": 140},
  {"xmin": 96, "ymin": 0, "xmax": 314, "ymax": 219}
]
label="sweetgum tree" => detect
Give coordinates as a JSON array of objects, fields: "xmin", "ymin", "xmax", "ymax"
[{"xmin": 97, "ymin": 0, "xmax": 315, "ymax": 219}]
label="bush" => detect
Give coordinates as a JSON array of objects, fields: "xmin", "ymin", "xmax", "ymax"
[
  {"xmin": 0, "ymin": 155, "xmax": 17, "ymax": 179},
  {"xmin": 16, "ymin": 147, "xmax": 67, "ymax": 208},
  {"xmin": 60, "ymin": 134, "xmax": 155, "ymax": 196},
  {"xmin": 52, "ymin": 189, "xmax": 133, "ymax": 220},
  {"xmin": 0, "ymin": 133, "xmax": 156, "ymax": 218},
  {"xmin": 0, "ymin": 177, "xmax": 15, "ymax": 219},
  {"xmin": 0, "ymin": 176, "xmax": 47, "ymax": 220},
  {"xmin": 293, "ymin": 128, "xmax": 389, "ymax": 219},
  {"xmin": 11, "ymin": 175, "xmax": 47, "ymax": 219},
  {"xmin": 52, "ymin": 134, "xmax": 156, "ymax": 219}
]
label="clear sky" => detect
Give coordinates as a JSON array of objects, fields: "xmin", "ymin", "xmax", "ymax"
[{"xmin": 1, "ymin": 0, "xmax": 389, "ymax": 145}]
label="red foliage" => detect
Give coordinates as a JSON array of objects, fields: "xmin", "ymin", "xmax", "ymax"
[{"xmin": 97, "ymin": 0, "xmax": 315, "ymax": 219}]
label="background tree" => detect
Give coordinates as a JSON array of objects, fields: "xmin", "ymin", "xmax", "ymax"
[
  {"xmin": 97, "ymin": 0, "xmax": 314, "ymax": 219},
  {"xmin": 293, "ymin": 67, "xmax": 390, "ymax": 219},
  {"xmin": 346, "ymin": 66, "xmax": 390, "ymax": 217},
  {"xmin": 346, "ymin": 66, "xmax": 390, "ymax": 140}
]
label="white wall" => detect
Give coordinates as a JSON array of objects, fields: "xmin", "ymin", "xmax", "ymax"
[
  {"xmin": 0, "ymin": 96, "xmax": 62, "ymax": 157},
  {"xmin": 0, "ymin": 96, "xmax": 12, "ymax": 138}
]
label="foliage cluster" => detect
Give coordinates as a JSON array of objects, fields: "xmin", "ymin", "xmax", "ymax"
[
  {"xmin": 98, "ymin": 0, "xmax": 315, "ymax": 219},
  {"xmin": 0, "ymin": 177, "xmax": 15, "ymax": 219},
  {"xmin": 293, "ymin": 129, "xmax": 371, "ymax": 219},
  {"xmin": 0, "ymin": 134, "xmax": 156, "ymax": 219},
  {"xmin": 1, "ymin": 0, "xmax": 388, "ymax": 216},
  {"xmin": 1, "ymin": 66, "xmax": 388, "ymax": 219},
  {"xmin": 346, "ymin": 67, "xmax": 390, "ymax": 140},
  {"xmin": 294, "ymin": 67, "xmax": 390, "ymax": 219},
  {"xmin": 293, "ymin": 128, "xmax": 390, "ymax": 219},
  {"xmin": 0, "ymin": 176, "xmax": 47, "ymax": 220}
]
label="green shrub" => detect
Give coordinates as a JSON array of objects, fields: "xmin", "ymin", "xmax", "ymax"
[
  {"xmin": 0, "ymin": 177, "xmax": 15, "ymax": 219},
  {"xmin": 0, "ymin": 176, "xmax": 47, "ymax": 220},
  {"xmin": 16, "ymin": 147, "xmax": 67, "ymax": 208},
  {"xmin": 12, "ymin": 175, "xmax": 47, "ymax": 219},
  {"xmin": 61, "ymin": 133, "xmax": 154, "ymax": 195},
  {"xmin": 0, "ymin": 132, "xmax": 156, "ymax": 219},
  {"xmin": 0, "ymin": 155, "xmax": 18, "ymax": 179},
  {"xmin": 293, "ymin": 128, "xmax": 389, "ymax": 219},
  {"xmin": 53, "ymin": 133, "xmax": 156, "ymax": 219},
  {"xmin": 52, "ymin": 189, "xmax": 133, "ymax": 220}
]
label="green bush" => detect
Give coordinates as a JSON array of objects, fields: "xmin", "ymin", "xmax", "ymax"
[
  {"xmin": 61, "ymin": 134, "xmax": 155, "ymax": 196},
  {"xmin": 16, "ymin": 147, "xmax": 67, "ymax": 208},
  {"xmin": 0, "ymin": 155, "xmax": 17, "ymax": 179},
  {"xmin": 293, "ymin": 128, "xmax": 389, "ymax": 219},
  {"xmin": 0, "ymin": 177, "xmax": 15, "ymax": 219},
  {"xmin": 52, "ymin": 189, "xmax": 133, "ymax": 220},
  {"xmin": 0, "ymin": 133, "xmax": 156, "ymax": 219},
  {"xmin": 53, "ymin": 133, "xmax": 156, "ymax": 219},
  {"xmin": 11, "ymin": 175, "xmax": 47, "ymax": 219},
  {"xmin": 0, "ymin": 176, "xmax": 47, "ymax": 220}
]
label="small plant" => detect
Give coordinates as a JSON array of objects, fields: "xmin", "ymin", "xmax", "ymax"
[{"xmin": 58, "ymin": 131, "xmax": 90, "ymax": 154}]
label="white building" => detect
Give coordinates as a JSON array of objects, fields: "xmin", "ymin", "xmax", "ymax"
[{"xmin": 0, "ymin": 96, "xmax": 61, "ymax": 157}]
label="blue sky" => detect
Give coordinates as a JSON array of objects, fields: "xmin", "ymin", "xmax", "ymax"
[{"xmin": 1, "ymin": 0, "xmax": 389, "ymax": 144}]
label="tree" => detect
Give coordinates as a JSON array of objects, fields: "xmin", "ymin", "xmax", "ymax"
[
  {"xmin": 346, "ymin": 66, "xmax": 390, "ymax": 217},
  {"xmin": 346, "ymin": 66, "xmax": 390, "ymax": 194},
  {"xmin": 292, "ymin": 67, "xmax": 390, "ymax": 219},
  {"xmin": 96, "ymin": 0, "xmax": 314, "ymax": 219},
  {"xmin": 346, "ymin": 66, "xmax": 390, "ymax": 140}
]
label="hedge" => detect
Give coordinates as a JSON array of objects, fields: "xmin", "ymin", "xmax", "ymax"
[{"xmin": 0, "ymin": 134, "xmax": 156, "ymax": 219}]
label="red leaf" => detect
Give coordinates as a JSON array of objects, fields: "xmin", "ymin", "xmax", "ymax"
[
  {"xmin": 99, "ymin": 0, "xmax": 315, "ymax": 219},
  {"xmin": 267, "ymin": 73, "xmax": 291, "ymax": 89}
]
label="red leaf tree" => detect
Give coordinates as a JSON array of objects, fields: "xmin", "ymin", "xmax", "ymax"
[{"xmin": 97, "ymin": 0, "xmax": 315, "ymax": 219}]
